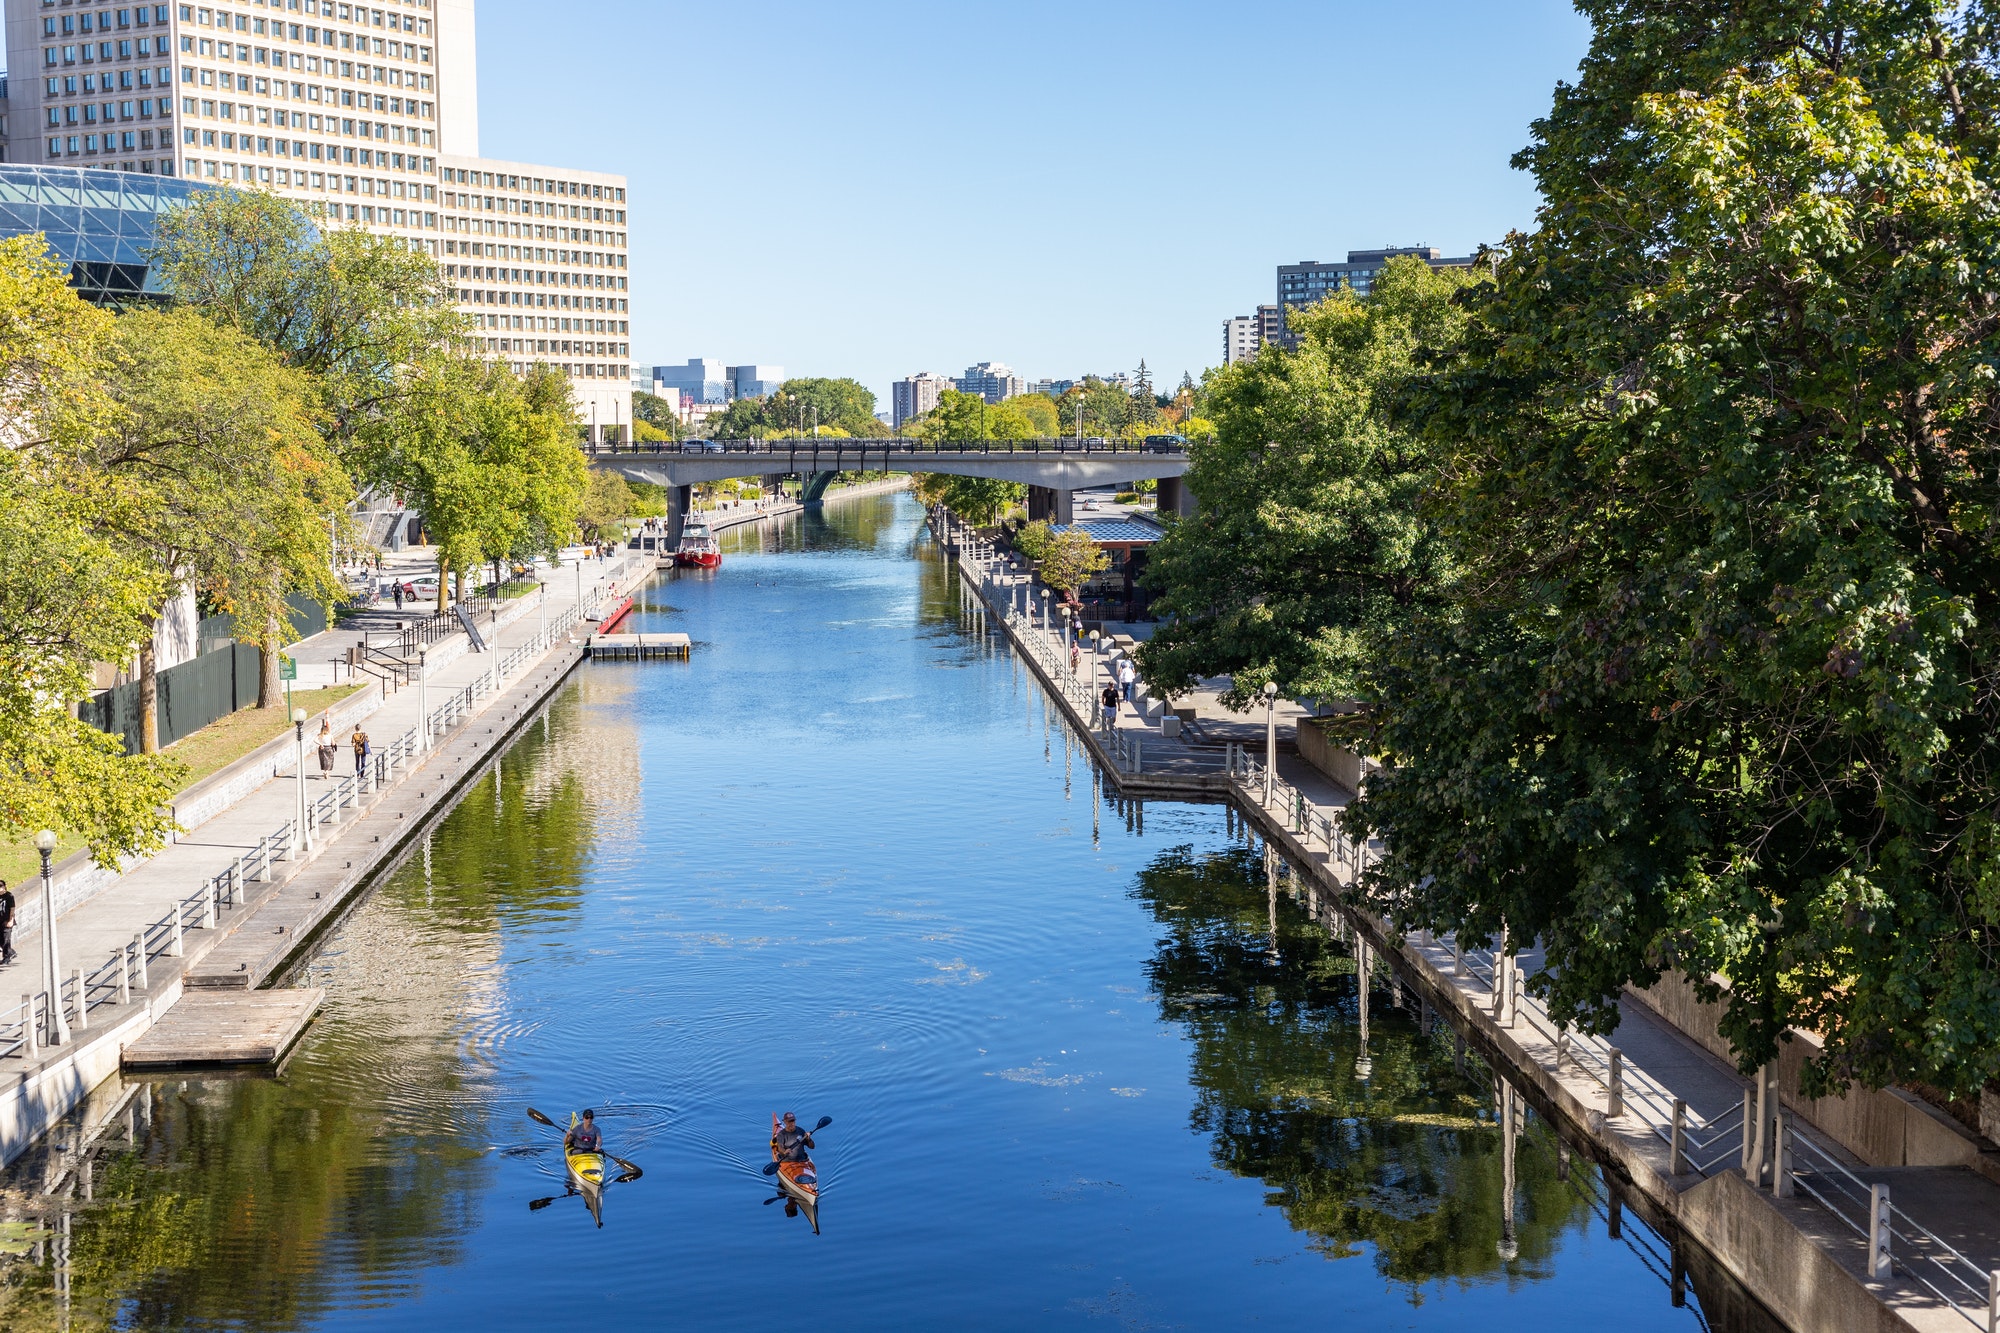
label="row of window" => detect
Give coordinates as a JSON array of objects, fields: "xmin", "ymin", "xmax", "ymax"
[
  {"xmin": 41, "ymin": 7, "xmax": 169, "ymax": 35},
  {"xmin": 441, "ymin": 190, "xmax": 624, "ymax": 224},
  {"xmin": 182, "ymin": 97, "xmax": 428, "ymax": 148},
  {"xmin": 47, "ymin": 133, "xmax": 168, "ymax": 157},
  {"xmin": 445, "ymin": 218, "xmax": 623, "ymax": 248},
  {"xmin": 440, "ymin": 167, "xmax": 625, "ymax": 204},
  {"xmin": 189, "ymin": 4, "xmax": 429, "ymax": 36},
  {"xmin": 45, "ymin": 42, "xmax": 168, "ymax": 64},
  {"xmin": 46, "ymin": 69, "xmax": 164, "ymax": 95},
  {"xmin": 483, "ymin": 349, "xmax": 630, "ymax": 384},
  {"xmin": 180, "ymin": 28, "xmax": 427, "ymax": 61},
  {"xmin": 177, "ymin": 51, "xmax": 429, "ymax": 88},
  {"xmin": 448, "ymin": 261, "xmax": 629, "ymax": 285},
  {"xmin": 443, "ymin": 234, "xmax": 624, "ymax": 267},
  {"xmin": 466, "ymin": 317, "xmax": 627, "ymax": 343},
  {"xmin": 177, "ymin": 130, "xmax": 426, "ymax": 172},
  {"xmin": 46, "ymin": 98, "xmax": 167, "ymax": 125}
]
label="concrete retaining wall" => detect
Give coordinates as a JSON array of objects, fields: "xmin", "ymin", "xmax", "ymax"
[
  {"xmin": 1295, "ymin": 717, "xmax": 1370, "ymax": 794},
  {"xmin": 1627, "ymin": 971, "xmax": 1982, "ymax": 1169}
]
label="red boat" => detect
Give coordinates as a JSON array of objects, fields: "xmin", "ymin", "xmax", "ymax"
[{"xmin": 673, "ymin": 520, "xmax": 721, "ymax": 569}]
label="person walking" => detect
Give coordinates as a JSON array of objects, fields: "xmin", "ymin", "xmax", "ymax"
[
  {"xmin": 1117, "ymin": 657, "xmax": 1136, "ymax": 702},
  {"xmin": 1100, "ymin": 683, "xmax": 1119, "ymax": 733},
  {"xmin": 0, "ymin": 881, "xmax": 15, "ymax": 965},
  {"xmin": 316, "ymin": 719, "xmax": 338, "ymax": 778},
  {"xmin": 351, "ymin": 726, "xmax": 371, "ymax": 777},
  {"xmin": 393, "ymin": 580, "xmax": 405, "ymax": 610}
]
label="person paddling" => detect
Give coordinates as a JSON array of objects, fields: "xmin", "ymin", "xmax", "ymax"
[
  {"xmin": 771, "ymin": 1112, "xmax": 815, "ymax": 1163},
  {"xmin": 564, "ymin": 1109, "xmax": 602, "ymax": 1154}
]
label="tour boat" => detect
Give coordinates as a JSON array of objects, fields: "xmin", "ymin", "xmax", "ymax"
[{"xmin": 673, "ymin": 521, "xmax": 721, "ymax": 569}]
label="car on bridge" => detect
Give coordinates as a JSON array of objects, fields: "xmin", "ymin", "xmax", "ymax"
[{"xmin": 1141, "ymin": 434, "xmax": 1186, "ymax": 453}]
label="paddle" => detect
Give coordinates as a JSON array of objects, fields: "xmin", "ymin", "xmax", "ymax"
[
  {"xmin": 528, "ymin": 1107, "xmax": 639, "ymax": 1178},
  {"xmin": 762, "ymin": 1116, "xmax": 833, "ymax": 1175}
]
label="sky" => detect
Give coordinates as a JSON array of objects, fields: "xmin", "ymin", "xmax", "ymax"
[{"xmin": 470, "ymin": 0, "xmax": 1595, "ymax": 412}]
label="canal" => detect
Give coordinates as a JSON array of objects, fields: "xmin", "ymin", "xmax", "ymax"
[{"xmin": 0, "ymin": 492, "xmax": 1776, "ymax": 1330}]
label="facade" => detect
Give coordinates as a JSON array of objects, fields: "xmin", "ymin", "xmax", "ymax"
[
  {"xmin": 0, "ymin": 0, "xmax": 631, "ymax": 440},
  {"xmin": 1256, "ymin": 303, "xmax": 1283, "ymax": 350},
  {"xmin": 0, "ymin": 162, "xmax": 209, "ymax": 298},
  {"xmin": 1273, "ymin": 247, "xmax": 1474, "ymax": 346},
  {"xmin": 891, "ymin": 370, "xmax": 949, "ymax": 430},
  {"xmin": 953, "ymin": 360, "xmax": 1023, "ymax": 404},
  {"xmin": 727, "ymin": 363, "xmax": 781, "ymax": 400},
  {"xmin": 1223, "ymin": 313, "xmax": 1257, "ymax": 365},
  {"xmin": 655, "ymin": 358, "xmax": 727, "ymax": 405}
]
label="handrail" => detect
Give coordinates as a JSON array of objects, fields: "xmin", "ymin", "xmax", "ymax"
[{"xmin": 584, "ymin": 436, "xmax": 1191, "ymax": 459}]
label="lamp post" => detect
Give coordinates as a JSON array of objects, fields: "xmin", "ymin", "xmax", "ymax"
[
  {"xmin": 1060, "ymin": 606, "xmax": 1073, "ymax": 673},
  {"xmin": 417, "ymin": 649, "xmax": 430, "ymax": 752},
  {"xmin": 1262, "ymin": 681, "xmax": 1279, "ymax": 806},
  {"xmin": 35, "ymin": 829, "xmax": 66, "ymax": 1047},
  {"xmin": 538, "ymin": 580, "xmax": 547, "ymax": 643},
  {"xmin": 1088, "ymin": 629, "xmax": 1101, "ymax": 700},
  {"xmin": 292, "ymin": 707, "xmax": 312, "ymax": 850}
]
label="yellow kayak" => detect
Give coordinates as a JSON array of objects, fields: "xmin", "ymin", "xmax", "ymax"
[{"xmin": 567, "ymin": 1114, "xmax": 606, "ymax": 1226}]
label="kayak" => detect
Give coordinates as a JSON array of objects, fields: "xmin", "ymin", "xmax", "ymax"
[
  {"xmin": 771, "ymin": 1113, "xmax": 820, "ymax": 1234},
  {"xmin": 568, "ymin": 1114, "xmax": 606, "ymax": 1227}
]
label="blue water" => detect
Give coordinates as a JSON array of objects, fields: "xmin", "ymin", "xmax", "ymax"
[{"xmin": 0, "ymin": 493, "xmax": 1768, "ymax": 1330}]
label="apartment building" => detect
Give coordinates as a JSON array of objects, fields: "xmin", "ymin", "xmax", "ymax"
[
  {"xmin": 891, "ymin": 370, "xmax": 949, "ymax": 430},
  {"xmin": 1271, "ymin": 247, "xmax": 1473, "ymax": 347},
  {"xmin": 0, "ymin": 0, "xmax": 632, "ymax": 440},
  {"xmin": 952, "ymin": 360, "xmax": 1023, "ymax": 404},
  {"xmin": 1223, "ymin": 313, "xmax": 1257, "ymax": 364}
]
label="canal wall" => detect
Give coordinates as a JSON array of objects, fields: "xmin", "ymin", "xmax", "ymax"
[{"xmin": 931, "ymin": 505, "xmax": 1969, "ymax": 1333}]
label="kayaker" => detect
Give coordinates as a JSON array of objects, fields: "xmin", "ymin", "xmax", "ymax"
[
  {"xmin": 771, "ymin": 1112, "xmax": 814, "ymax": 1163},
  {"xmin": 564, "ymin": 1110, "xmax": 602, "ymax": 1154}
]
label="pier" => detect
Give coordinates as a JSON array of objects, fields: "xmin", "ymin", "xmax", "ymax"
[{"xmin": 586, "ymin": 632, "xmax": 691, "ymax": 661}]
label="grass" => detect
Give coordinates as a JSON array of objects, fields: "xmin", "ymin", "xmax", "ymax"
[
  {"xmin": 498, "ymin": 579, "xmax": 542, "ymax": 599},
  {"xmin": 0, "ymin": 684, "xmax": 365, "ymax": 888}
]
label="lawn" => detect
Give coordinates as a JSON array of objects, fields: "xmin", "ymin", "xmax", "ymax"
[{"xmin": 0, "ymin": 685, "xmax": 366, "ymax": 888}]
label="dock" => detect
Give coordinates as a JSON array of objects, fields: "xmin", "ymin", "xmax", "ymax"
[
  {"xmin": 120, "ymin": 989, "xmax": 324, "ymax": 1069},
  {"xmin": 587, "ymin": 632, "xmax": 691, "ymax": 661}
]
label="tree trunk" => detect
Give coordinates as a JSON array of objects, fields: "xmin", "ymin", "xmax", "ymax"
[
  {"xmin": 257, "ymin": 615, "xmax": 282, "ymax": 709},
  {"xmin": 137, "ymin": 619, "xmax": 160, "ymax": 754}
]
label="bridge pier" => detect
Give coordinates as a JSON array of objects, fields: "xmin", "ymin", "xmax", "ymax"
[
  {"xmin": 761, "ymin": 473, "xmax": 788, "ymax": 501},
  {"xmin": 665, "ymin": 483, "xmax": 692, "ymax": 545},
  {"xmin": 1156, "ymin": 475, "xmax": 1196, "ymax": 518},
  {"xmin": 1027, "ymin": 486, "xmax": 1075, "ymax": 524}
]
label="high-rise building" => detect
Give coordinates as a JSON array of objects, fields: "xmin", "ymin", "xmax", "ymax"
[
  {"xmin": 892, "ymin": 370, "xmax": 950, "ymax": 430},
  {"xmin": 0, "ymin": 0, "xmax": 632, "ymax": 440},
  {"xmin": 1256, "ymin": 303, "xmax": 1284, "ymax": 350},
  {"xmin": 1274, "ymin": 247, "xmax": 1474, "ymax": 346},
  {"xmin": 654, "ymin": 359, "xmax": 728, "ymax": 405},
  {"xmin": 1223, "ymin": 314, "xmax": 1258, "ymax": 365},
  {"xmin": 727, "ymin": 364, "xmax": 783, "ymax": 400},
  {"xmin": 953, "ymin": 360, "xmax": 1024, "ymax": 404}
]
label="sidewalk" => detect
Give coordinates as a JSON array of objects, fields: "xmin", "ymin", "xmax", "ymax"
[{"xmin": 14, "ymin": 547, "xmax": 646, "ymax": 994}]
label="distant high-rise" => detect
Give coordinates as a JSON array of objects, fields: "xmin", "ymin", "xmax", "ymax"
[
  {"xmin": 1223, "ymin": 315, "xmax": 1258, "ymax": 365},
  {"xmin": 728, "ymin": 364, "xmax": 784, "ymax": 400},
  {"xmin": 892, "ymin": 371, "xmax": 952, "ymax": 430},
  {"xmin": 656, "ymin": 358, "xmax": 729, "ymax": 405},
  {"xmin": 1274, "ymin": 247, "xmax": 1475, "ymax": 346},
  {"xmin": 953, "ymin": 361, "xmax": 1025, "ymax": 405}
]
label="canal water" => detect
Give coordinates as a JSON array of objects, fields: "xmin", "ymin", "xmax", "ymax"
[{"xmin": 0, "ymin": 492, "xmax": 1774, "ymax": 1330}]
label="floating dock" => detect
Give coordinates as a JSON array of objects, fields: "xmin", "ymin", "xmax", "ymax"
[
  {"xmin": 587, "ymin": 632, "xmax": 691, "ymax": 661},
  {"xmin": 121, "ymin": 989, "xmax": 325, "ymax": 1069}
]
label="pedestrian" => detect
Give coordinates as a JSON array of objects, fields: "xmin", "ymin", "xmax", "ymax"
[
  {"xmin": 1070, "ymin": 642, "xmax": 1080, "ymax": 673},
  {"xmin": 1100, "ymin": 683, "xmax": 1119, "ymax": 732},
  {"xmin": 1117, "ymin": 657, "xmax": 1136, "ymax": 702},
  {"xmin": 0, "ymin": 880, "xmax": 15, "ymax": 965},
  {"xmin": 351, "ymin": 726, "xmax": 371, "ymax": 777},
  {"xmin": 316, "ymin": 719, "xmax": 337, "ymax": 778},
  {"xmin": 393, "ymin": 581, "xmax": 405, "ymax": 610}
]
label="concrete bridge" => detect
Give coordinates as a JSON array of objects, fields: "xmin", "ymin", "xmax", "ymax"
[{"xmin": 585, "ymin": 438, "xmax": 1194, "ymax": 540}]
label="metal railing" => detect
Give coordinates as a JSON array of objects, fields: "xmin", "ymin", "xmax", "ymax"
[{"xmin": 587, "ymin": 436, "xmax": 1189, "ymax": 459}]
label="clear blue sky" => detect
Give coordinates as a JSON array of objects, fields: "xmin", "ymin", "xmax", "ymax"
[{"xmin": 472, "ymin": 0, "xmax": 1593, "ymax": 412}]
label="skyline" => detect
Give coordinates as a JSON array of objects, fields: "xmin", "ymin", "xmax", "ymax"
[{"xmin": 465, "ymin": 0, "xmax": 1593, "ymax": 409}]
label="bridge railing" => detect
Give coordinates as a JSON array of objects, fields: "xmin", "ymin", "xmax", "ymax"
[{"xmin": 584, "ymin": 437, "xmax": 1187, "ymax": 458}]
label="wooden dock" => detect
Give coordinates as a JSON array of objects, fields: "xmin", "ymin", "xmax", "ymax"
[
  {"xmin": 121, "ymin": 989, "xmax": 325, "ymax": 1069},
  {"xmin": 587, "ymin": 632, "xmax": 691, "ymax": 661}
]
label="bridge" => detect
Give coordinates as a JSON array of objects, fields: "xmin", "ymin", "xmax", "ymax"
[{"xmin": 584, "ymin": 438, "xmax": 1194, "ymax": 541}]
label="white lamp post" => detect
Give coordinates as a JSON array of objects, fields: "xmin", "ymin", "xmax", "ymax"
[
  {"xmin": 1088, "ymin": 630, "xmax": 1101, "ymax": 701},
  {"xmin": 1263, "ymin": 681, "xmax": 1279, "ymax": 806},
  {"xmin": 417, "ymin": 649, "xmax": 430, "ymax": 752},
  {"xmin": 292, "ymin": 707, "xmax": 312, "ymax": 849},
  {"xmin": 35, "ymin": 829, "xmax": 66, "ymax": 1047},
  {"xmin": 538, "ymin": 580, "xmax": 547, "ymax": 644}
]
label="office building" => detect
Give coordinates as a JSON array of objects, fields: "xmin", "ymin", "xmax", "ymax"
[
  {"xmin": 1273, "ymin": 247, "xmax": 1474, "ymax": 346},
  {"xmin": 0, "ymin": 0, "xmax": 632, "ymax": 440},
  {"xmin": 953, "ymin": 360, "xmax": 1024, "ymax": 404},
  {"xmin": 727, "ymin": 363, "xmax": 782, "ymax": 400},
  {"xmin": 654, "ymin": 358, "xmax": 728, "ymax": 405},
  {"xmin": 1223, "ymin": 314, "xmax": 1258, "ymax": 365},
  {"xmin": 892, "ymin": 370, "xmax": 949, "ymax": 430}
]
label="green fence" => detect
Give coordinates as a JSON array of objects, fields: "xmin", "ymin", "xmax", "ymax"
[{"xmin": 79, "ymin": 642, "xmax": 264, "ymax": 754}]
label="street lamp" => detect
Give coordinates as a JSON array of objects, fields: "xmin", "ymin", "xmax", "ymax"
[
  {"xmin": 292, "ymin": 707, "xmax": 313, "ymax": 850},
  {"xmin": 417, "ymin": 649, "xmax": 430, "ymax": 753},
  {"xmin": 1262, "ymin": 681, "xmax": 1279, "ymax": 806},
  {"xmin": 35, "ymin": 829, "xmax": 66, "ymax": 1047},
  {"xmin": 1088, "ymin": 629, "xmax": 1101, "ymax": 702},
  {"xmin": 538, "ymin": 580, "xmax": 547, "ymax": 643}
]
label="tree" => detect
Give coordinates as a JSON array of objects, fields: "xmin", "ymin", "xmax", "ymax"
[
  {"xmin": 1131, "ymin": 360, "xmax": 1159, "ymax": 426},
  {"xmin": 1351, "ymin": 1, "xmax": 2000, "ymax": 1097},
  {"xmin": 0, "ymin": 235, "xmax": 182, "ymax": 863},
  {"xmin": 577, "ymin": 470, "xmax": 638, "ymax": 540},
  {"xmin": 916, "ymin": 388, "xmax": 990, "ymax": 443},
  {"xmin": 768, "ymin": 378, "xmax": 879, "ymax": 436},
  {"xmin": 1012, "ymin": 519, "xmax": 1054, "ymax": 563},
  {"xmin": 990, "ymin": 394, "xmax": 1058, "ymax": 439},
  {"xmin": 1058, "ymin": 377, "xmax": 1133, "ymax": 438},
  {"xmin": 1136, "ymin": 256, "xmax": 1471, "ymax": 709},
  {"xmin": 632, "ymin": 390, "xmax": 683, "ymax": 438},
  {"xmin": 92, "ymin": 307, "xmax": 350, "ymax": 752},
  {"xmin": 1039, "ymin": 528, "xmax": 1109, "ymax": 605}
]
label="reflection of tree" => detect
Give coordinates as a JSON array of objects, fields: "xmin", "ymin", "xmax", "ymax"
[
  {"xmin": 1134, "ymin": 842, "xmax": 1591, "ymax": 1291},
  {"xmin": 0, "ymin": 677, "xmax": 620, "ymax": 1331}
]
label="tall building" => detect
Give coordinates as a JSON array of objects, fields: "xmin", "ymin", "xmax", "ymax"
[
  {"xmin": 892, "ymin": 370, "xmax": 949, "ymax": 430},
  {"xmin": 727, "ymin": 363, "xmax": 782, "ymax": 400},
  {"xmin": 953, "ymin": 360, "xmax": 1023, "ymax": 404},
  {"xmin": 1223, "ymin": 314, "xmax": 1257, "ymax": 365},
  {"xmin": 1274, "ymin": 247, "xmax": 1474, "ymax": 347},
  {"xmin": 1256, "ymin": 303, "xmax": 1284, "ymax": 350},
  {"xmin": 0, "ymin": 0, "xmax": 632, "ymax": 440},
  {"xmin": 654, "ymin": 358, "xmax": 728, "ymax": 405}
]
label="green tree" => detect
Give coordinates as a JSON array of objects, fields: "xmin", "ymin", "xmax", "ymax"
[
  {"xmin": 1058, "ymin": 377, "xmax": 1133, "ymax": 439},
  {"xmin": 93, "ymin": 307, "xmax": 351, "ymax": 753},
  {"xmin": 632, "ymin": 390, "xmax": 683, "ymax": 439},
  {"xmin": 1137, "ymin": 256, "xmax": 1472, "ymax": 709},
  {"xmin": 767, "ymin": 377, "xmax": 880, "ymax": 435},
  {"xmin": 1353, "ymin": 1, "xmax": 2000, "ymax": 1096},
  {"xmin": 990, "ymin": 393, "xmax": 1058, "ymax": 439},
  {"xmin": 1039, "ymin": 527, "xmax": 1109, "ymax": 604},
  {"xmin": 0, "ymin": 236, "xmax": 181, "ymax": 863},
  {"xmin": 577, "ymin": 469, "xmax": 638, "ymax": 540},
  {"xmin": 1012, "ymin": 519, "xmax": 1054, "ymax": 563}
]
